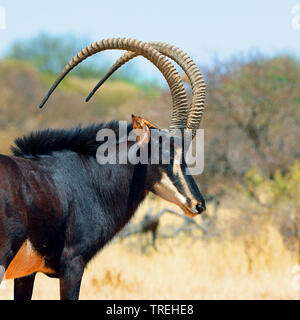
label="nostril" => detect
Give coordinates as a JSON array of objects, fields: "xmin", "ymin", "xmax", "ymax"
[{"xmin": 196, "ymin": 204, "xmax": 206, "ymax": 214}]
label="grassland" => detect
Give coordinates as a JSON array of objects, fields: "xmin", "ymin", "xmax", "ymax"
[
  {"xmin": 0, "ymin": 199, "xmax": 298, "ymax": 300},
  {"xmin": 0, "ymin": 54, "xmax": 299, "ymax": 300}
]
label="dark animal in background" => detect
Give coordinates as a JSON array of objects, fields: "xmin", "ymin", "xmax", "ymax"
[
  {"xmin": 118, "ymin": 208, "xmax": 167, "ymax": 250},
  {"xmin": 0, "ymin": 38, "xmax": 206, "ymax": 300}
]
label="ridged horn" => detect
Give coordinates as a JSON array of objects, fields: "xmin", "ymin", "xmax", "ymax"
[
  {"xmin": 39, "ymin": 38, "xmax": 188, "ymax": 129},
  {"xmin": 86, "ymin": 41, "xmax": 206, "ymax": 136}
]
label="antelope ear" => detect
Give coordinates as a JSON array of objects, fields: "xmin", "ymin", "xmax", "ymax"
[{"xmin": 131, "ymin": 114, "xmax": 158, "ymax": 145}]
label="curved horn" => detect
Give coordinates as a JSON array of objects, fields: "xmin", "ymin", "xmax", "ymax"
[
  {"xmin": 86, "ymin": 42, "xmax": 206, "ymax": 135},
  {"xmin": 39, "ymin": 38, "xmax": 188, "ymax": 129},
  {"xmin": 86, "ymin": 51, "xmax": 139, "ymax": 103}
]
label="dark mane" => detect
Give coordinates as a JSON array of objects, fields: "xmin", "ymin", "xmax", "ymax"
[{"xmin": 11, "ymin": 121, "xmax": 124, "ymax": 157}]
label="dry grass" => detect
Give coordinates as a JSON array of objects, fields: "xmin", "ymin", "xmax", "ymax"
[{"xmin": 0, "ymin": 199, "xmax": 298, "ymax": 300}]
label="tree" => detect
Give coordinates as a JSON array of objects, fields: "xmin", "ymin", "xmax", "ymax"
[{"xmin": 204, "ymin": 53, "xmax": 300, "ymax": 181}]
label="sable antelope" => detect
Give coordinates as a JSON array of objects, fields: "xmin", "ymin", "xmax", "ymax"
[{"xmin": 0, "ymin": 38, "xmax": 206, "ymax": 300}]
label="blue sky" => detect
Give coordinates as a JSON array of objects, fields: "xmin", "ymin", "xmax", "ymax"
[{"xmin": 0, "ymin": 0, "xmax": 299, "ymax": 78}]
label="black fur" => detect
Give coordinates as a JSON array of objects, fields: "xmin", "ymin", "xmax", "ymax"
[
  {"xmin": 11, "ymin": 121, "xmax": 123, "ymax": 157},
  {"xmin": 0, "ymin": 120, "xmax": 205, "ymax": 300}
]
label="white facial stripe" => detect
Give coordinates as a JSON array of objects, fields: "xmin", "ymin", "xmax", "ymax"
[
  {"xmin": 171, "ymin": 161, "xmax": 195, "ymax": 204},
  {"xmin": 176, "ymin": 164, "xmax": 195, "ymax": 202},
  {"xmin": 153, "ymin": 172, "xmax": 187, "ymax": 205},
  {"xmin": 173, "ymin": 145, "xmax": 195, "ymax": 202}
]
